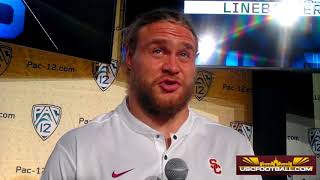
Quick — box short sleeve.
[236,135,262,180]
[41,141,76,180]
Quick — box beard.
[129,72,194,119]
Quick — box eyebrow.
[181,42,196,53]
[144,39,196,53]
[144,39,167,48]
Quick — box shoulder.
[191,110,251,146]
[57,110,118,147]
[191,110,239,136]
[191,111,254,154]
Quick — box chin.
[136,84,193,116]
[156,92,188,107]
[157,90,182,99]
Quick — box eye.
[179,51,191,60]
[152,48,164,56]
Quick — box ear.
[125,48,133,71]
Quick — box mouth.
[159,78,181,93]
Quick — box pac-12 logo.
[194,70,213,101]
[308,128,320,156]
[32,104,61,141]
[0,44,12,76]
[230,121,253,141]
[92,60,118,91]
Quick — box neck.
[126,95,189,140]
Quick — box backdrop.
[0,0,254,179]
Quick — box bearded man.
[41,9,261,180]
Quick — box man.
[41,9,261,180]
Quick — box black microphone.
[164,158,188,180]
[144,176,161,180]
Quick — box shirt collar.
[117,98,195,137]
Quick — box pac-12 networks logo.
[194,70,213,101]
[236,156,317,176]
[32,104,61,141]
[0,44,12,76]
[92,60,118,91]
[308,128,320,156]
[230,121,253,141]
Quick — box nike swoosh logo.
[112,168,134,178]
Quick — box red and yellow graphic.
[236,156,317,175]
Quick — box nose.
[162,55,180,75]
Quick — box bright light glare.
[198,34,216,62]
[271,0,302,27]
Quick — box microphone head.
[164,158,188,180]
[144,176,161,180]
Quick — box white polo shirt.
[41,99,261,180]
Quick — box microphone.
[144,176,161,180]
[164,158,188,180]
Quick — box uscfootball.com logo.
[32,104,61,141]
[92,60,118,91]
[308,128,320,156]
[0,44,12,76]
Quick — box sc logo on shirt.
[0,0,25,39]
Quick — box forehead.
[137,21,197,49]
